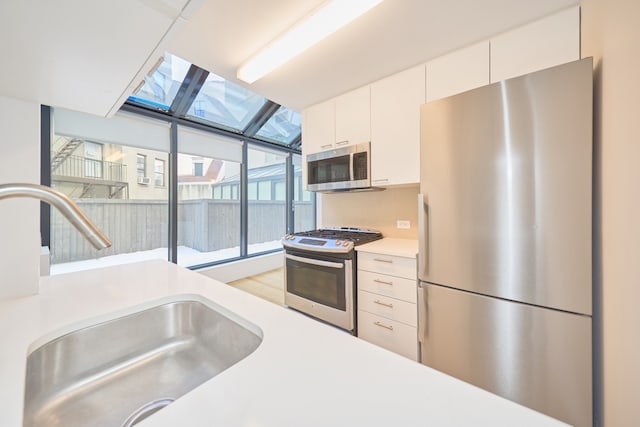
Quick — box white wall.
[0,96,41,299]
[581,1,640,425]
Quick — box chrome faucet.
[0,183,112,250]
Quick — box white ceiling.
[168,0,579,111]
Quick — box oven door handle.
[285,254,344,269]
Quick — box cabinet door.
[370,64,425,186]
[302,99,335,154]
[335,86,370,146]
[426,41,490,102]
[490,7,580,83]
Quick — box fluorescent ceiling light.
[237,0,384,84]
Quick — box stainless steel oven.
[282,227,383,333]
[285,249,354,331]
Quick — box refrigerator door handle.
[417,283,426,339]
[418,193,428,278]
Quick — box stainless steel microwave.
[306,142,371,192]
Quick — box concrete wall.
[580,1,640,425]
[0,96,41,298]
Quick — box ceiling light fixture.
[237,0,384,84]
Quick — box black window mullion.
[240,142,248,257]
[243,101,280,136]
[40,105,52,248]
[286,154,294,235]
[289,133,302,150]
[168,122,178,263]
[169,65,209,117]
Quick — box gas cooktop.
[281,227,383,253]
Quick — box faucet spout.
[0,183,112,250]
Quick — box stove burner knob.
[335,240,342,246]
[285,235,293,240]
[342,241,350,247]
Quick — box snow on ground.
[50,241,282,275]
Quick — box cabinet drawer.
[358,270,416,303]
[358,252,416,279]
[358,290,417,326]
[358,310,418,360]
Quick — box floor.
[228,268,285,306]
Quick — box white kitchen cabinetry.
[356,241,419,361]
[490,6,580,83]
[301,99,336,154]
[426,41,490,102]
[335,86,370,146]
[370,65,425,186]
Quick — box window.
[50,131,169,274]
[84,141,103,178]
[193,161,204,177]
[154,159,165,186]
[49,48,312,273]
[177,150,241,267]
[248,146,286,255]
[293,154,315,232]
[136,154,146,181]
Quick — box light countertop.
[0,260,567,426]
[356,237,419,258]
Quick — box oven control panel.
[281,235,354,253]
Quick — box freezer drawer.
[418,282,592,427]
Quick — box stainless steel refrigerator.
[418,58,592,427]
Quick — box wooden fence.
[51,199,314,263]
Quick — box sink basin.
[23,297,263,427]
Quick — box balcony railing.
[53,155,128,182]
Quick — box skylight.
[185,72,267,131]
[128,53,191,111]
[126,53,301,150]
[255,106,302,145]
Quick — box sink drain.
[122,398,175,427]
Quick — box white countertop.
[356,237,419,258]
[0,260,567,427]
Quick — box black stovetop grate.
[294,227,382,245]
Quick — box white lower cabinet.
[357,252,418,360]
[358,310,418,360]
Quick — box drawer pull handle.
[374,321,394,331]
[336,140,349,146]
[320,143,333,149]
[373,279,393,285]
[374,300,393,308]
[373,258,393,263]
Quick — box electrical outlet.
[396,220,411,229]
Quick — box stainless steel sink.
[23,298,263,427]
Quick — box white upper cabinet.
[490,6,580,83]
[302,99,336,154]
[302,85,370,156]
[370,64,425,186]
[426,41,490,102]
[335,86,371,146]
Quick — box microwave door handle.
[349,152,355,181]
[285,254,344,269]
